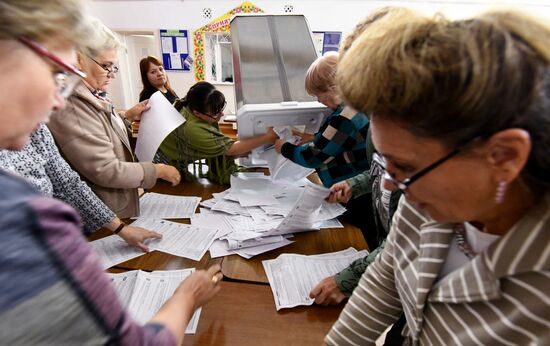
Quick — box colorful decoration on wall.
[193,1,263,81]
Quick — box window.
[205,33,234,83]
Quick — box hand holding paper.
[135,91,186,162]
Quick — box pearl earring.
[495,180,507,204]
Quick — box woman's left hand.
[124,100,150,121]
[117,225,162,252]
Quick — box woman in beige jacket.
[49,18,180,218]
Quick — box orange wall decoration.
[193,1,263,81]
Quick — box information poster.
[160,29,191,71]
[312,31,342,56]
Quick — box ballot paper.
[135,91,185,162]
[264,182,331,236]
[91,218,219,269]
[259,126,314,182]
[263,248,369,310]
[89,235,146,269]
[137,192,201,219]
[208,238,294,259]
[131,218,220,261]
[108,269,201,333]
[229,174,281,207]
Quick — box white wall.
[90,0,550,112]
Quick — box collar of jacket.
[413,193,550,306]
[72,82,113,115]
[71,82,132,154]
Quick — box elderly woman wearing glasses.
[157,81,278,185]
[48,17,181,218]
[325,9,550,346]
[0,0,221,344]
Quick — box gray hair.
[81,17,125,57]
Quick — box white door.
[108,32,159,110]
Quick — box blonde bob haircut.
[338,8,550,190]
[304,51,339,96]
[0,0,94,47]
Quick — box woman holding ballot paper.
[155,81,278,185]
[48,17,180,218]
[0,0,221,344]
[274,52,376,247]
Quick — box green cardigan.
[335,128,402,296]
[157,107,238,185]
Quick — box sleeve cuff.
[139,162,157,188]
[280,142,297,159]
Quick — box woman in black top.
[138,55,178,103]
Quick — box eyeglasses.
[203,101,227,118]
[86,54,119,76]
[18,37,86,99]
[383,136,482,192]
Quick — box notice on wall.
[312,31,342,56]
[160,29,190,71]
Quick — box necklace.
[454,223,477,259]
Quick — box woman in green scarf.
[155,81,277,184]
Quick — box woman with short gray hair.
[48,17,181,218]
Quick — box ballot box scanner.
[231,14,332,166]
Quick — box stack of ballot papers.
[108,269,201,333]
[262,248,369,310]
[90,218,220,269]
[258,126,315,182]
[137,192,201,219]
[193,173,347,259]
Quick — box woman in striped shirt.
[326,8,550,345]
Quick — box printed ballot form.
[108,269,201,333]
[89,236,146,270]
[90,218,219,269]
[131,218,219,260]
[263,248,369,310]
[137,192,201,219]
[258,126,314,182]
[264,182,331,236]
[135,91,185,162]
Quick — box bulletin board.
[160,29,191,71]
[193,1,263,81]
[312,31,342,56]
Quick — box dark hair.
[174,81,226,115]
[337,10,550,191]
[138,56,176,100]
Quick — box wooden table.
[182,281,344,346]
[90,178,367,279]
[88,176,366,345]
[89,178,228,271]
[221,224,367,283]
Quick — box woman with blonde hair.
[0,0,221,344]
[48,17,181,218]
[139,55,178,103]
[326,9,550,345]
[274,51,375,246]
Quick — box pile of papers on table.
[263,248,369,310]
[194,173,346,259]
[90,173,347,268]
[108,268,201,333]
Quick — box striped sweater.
[326,195,550,345]
[0,170,176,345]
